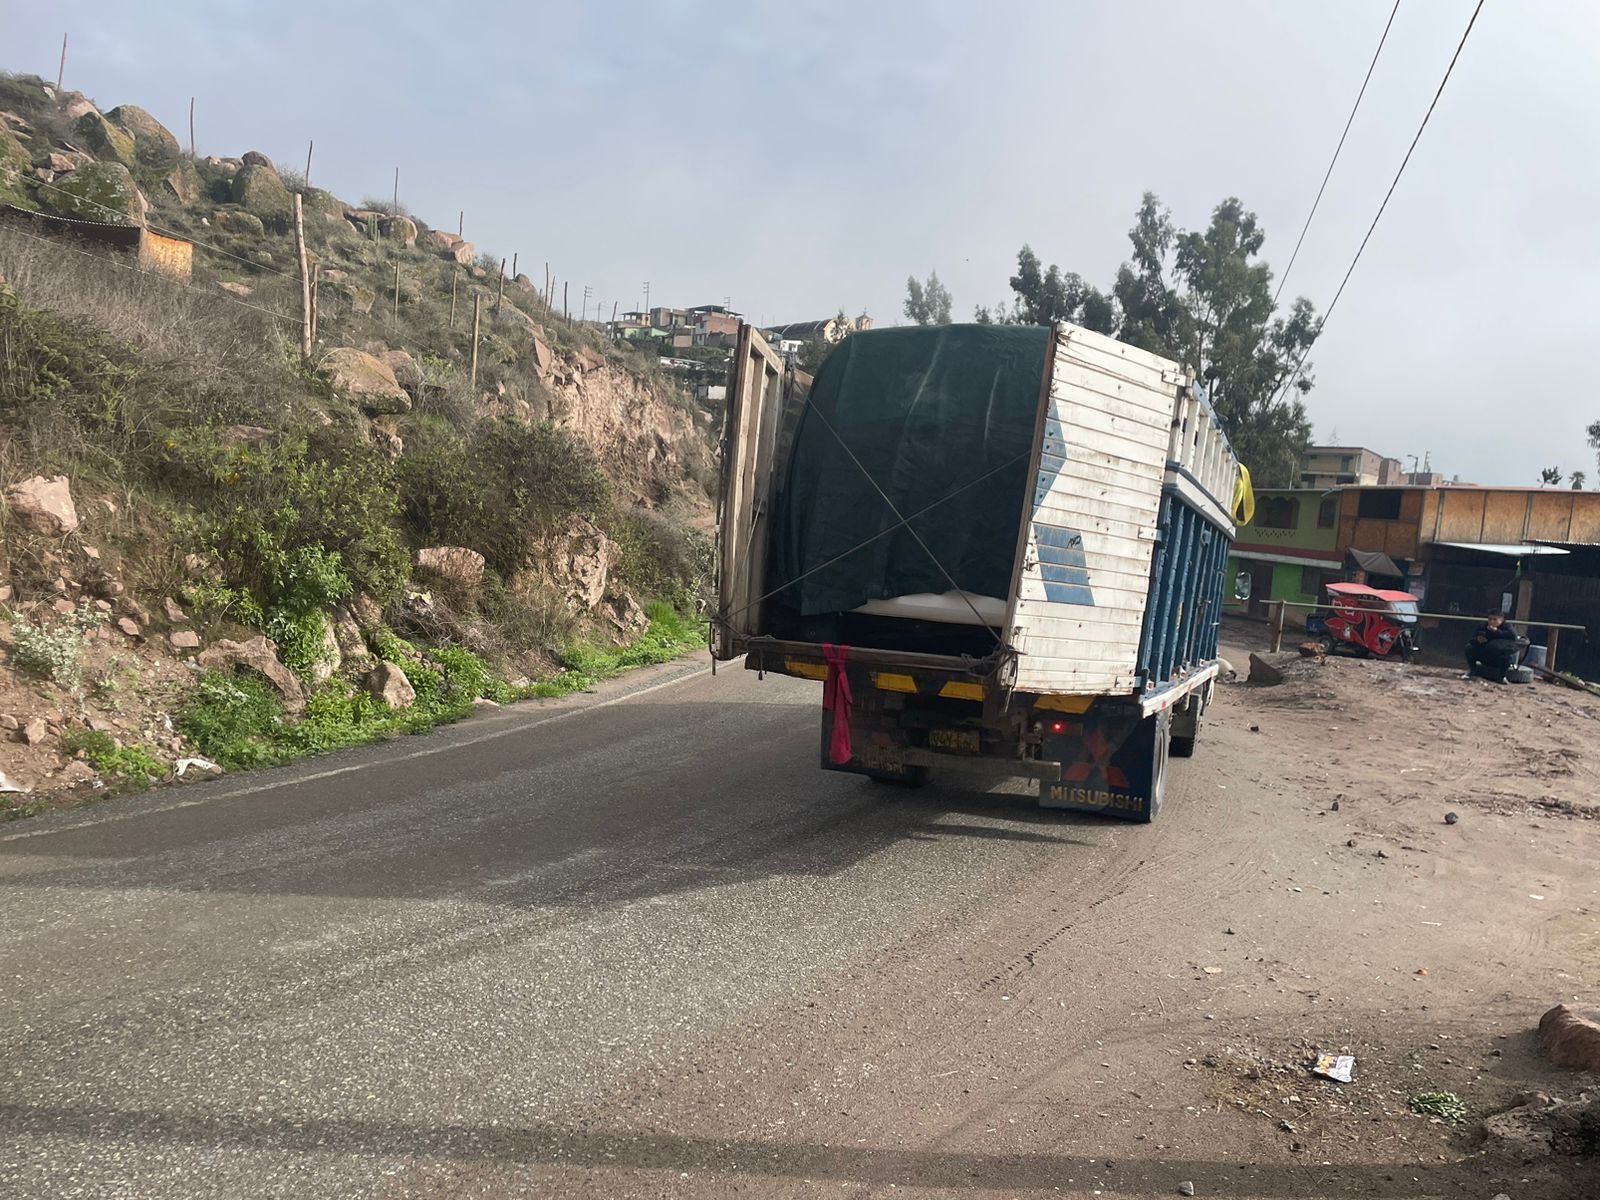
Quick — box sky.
[5,0,1598,487]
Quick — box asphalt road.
[0,657,1100,1198]
[7,654,1594,1199]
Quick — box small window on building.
[1356,489,1403,520]
[1300,567,1332,598]
[1254,496,1299,529]
[1341,455,1353,471]
[1317,497,1338,528]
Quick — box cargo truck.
[713,321,1251,821]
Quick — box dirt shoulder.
[448,630,1600,1199]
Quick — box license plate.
[929,728,980,754]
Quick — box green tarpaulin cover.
[767,324,1049,618]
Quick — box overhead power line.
[1274,0,1402,305]
[1270,0,1485,409]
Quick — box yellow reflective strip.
[874,672,918,693]
[782,659,828,681]
[938,681,986,701]
[1034,693,1094,714]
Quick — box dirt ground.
[444,623,1600,1199]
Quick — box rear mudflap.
[1038,703,1167,821]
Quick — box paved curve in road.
[0,658,1099,1197]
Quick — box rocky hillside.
[0,71,718,811]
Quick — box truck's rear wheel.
[1138,711,1171,824]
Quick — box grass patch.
[524,603,703,698]
[60,728,166,790]
[1409,1092,1466,1123]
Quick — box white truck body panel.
[1005,326,1184,695]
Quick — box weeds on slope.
[177,604,702,771]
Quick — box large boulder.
[60,93,98,121]
[366,661,416,710]
[198,636,306,717]
[414,547,486,589]
[73,110,137,167]
[5,475,80,536]
[422,230,475,265]
[229,162,292,229]
[240,150,273,168]
[317,348,411,415]
[1538,1004,1600,1073]
[104,105,179,162]
[162,159,201,206]
[378,215,416,248]
[379,349,421,388]
[43,160,144,223]
[0,123,28,185]
[545,520,617,614]
[302,187,345,224]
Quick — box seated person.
[1464,612,1521,682]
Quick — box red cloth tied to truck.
[822,643,853,764]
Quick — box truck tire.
[1169,690,1203,759]
[1136,710,1171,824]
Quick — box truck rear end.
[714,321,1245,821]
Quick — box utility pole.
[581,284,592,322]
[469,294,482,388]
[292,193,312,363]
[643,280,651,314]
[56,34,67,92]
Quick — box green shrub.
[396,416,609,574]
[608,508,714,609]
[60,728,166,789]
[176,671,286,769]
[165,430,407,612]
[8,607,104,691]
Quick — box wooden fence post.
[449,271,458,329]
[511,252,518,280]
[1547,627,1561,673]
[469,294,482,388]
[304,139,314,186]
[1270,599,1286,653]
[562,281,569,321]
[495,257,506,313]
[292,193,312,363]
[188,97,196,157]
[56,34,67,92]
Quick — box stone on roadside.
[5,475,80,536]
[1538,1004,1600,1073]
[21,718,49,746]
[366,661,416,710]
[1443,811,1459,825]
[1178,1184,1196,1197]
[165,597,190,624]
[198,636,306,717]
[169,630,201,650]
[116,617,142,638]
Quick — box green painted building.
[1226,488,1344,617]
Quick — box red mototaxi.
[1308,581,1421,660]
